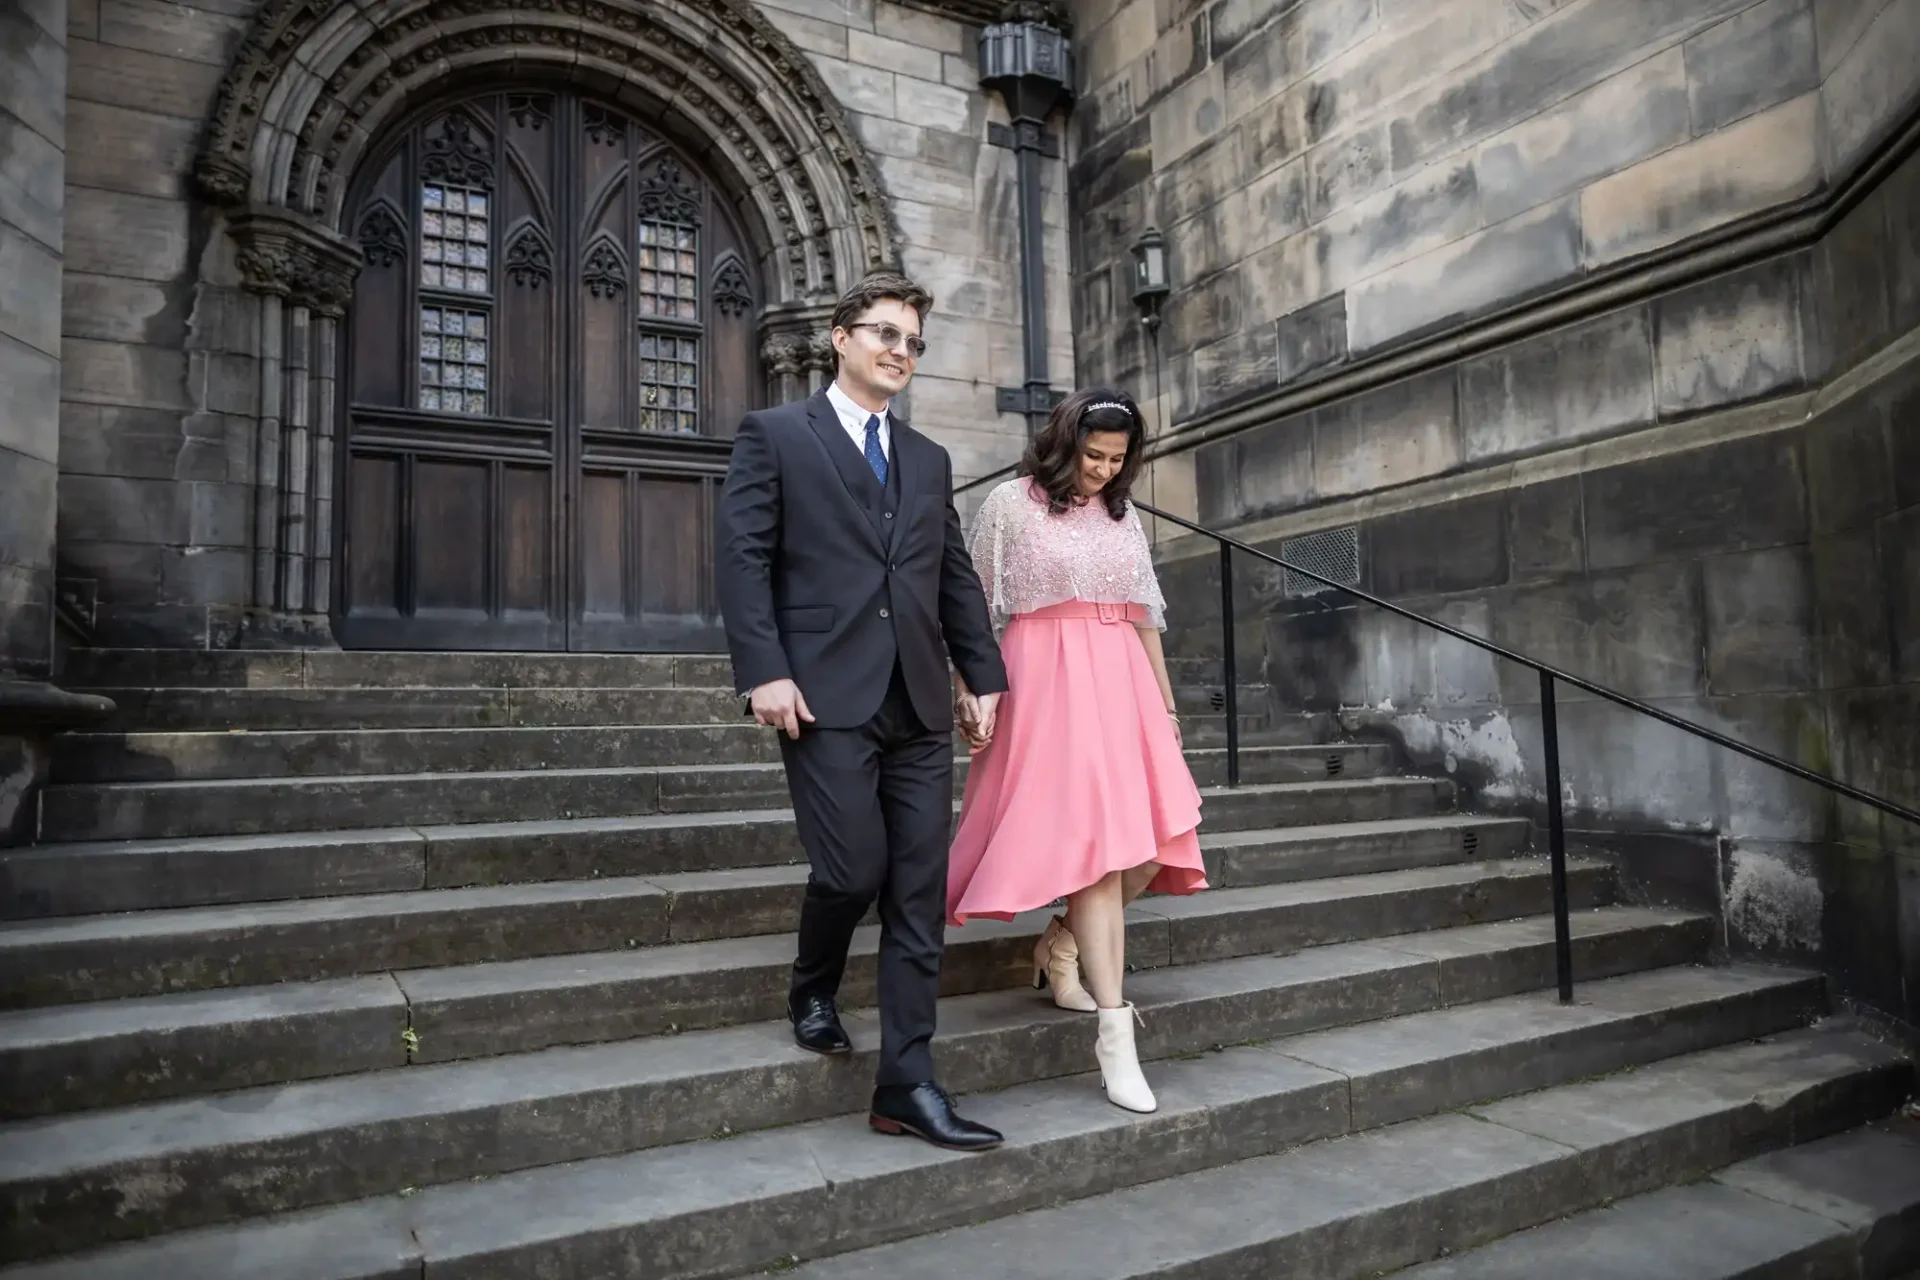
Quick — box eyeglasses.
[847,322,927,358]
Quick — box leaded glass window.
[637,221,697,321]
[419,306,489,415]
[422,184,491,294]
[640,333,699,433]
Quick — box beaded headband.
[1083,400,1134,414]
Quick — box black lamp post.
[1130,225,1171,445]
[980,5,1074,436]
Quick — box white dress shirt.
[826,381,890,462]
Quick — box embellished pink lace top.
[968,478,1168,634]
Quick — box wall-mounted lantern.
[1130,226,1170,333]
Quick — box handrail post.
[1539,670,1574,1003]
[1220,542,1239,789]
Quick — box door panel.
[336,90,761,652]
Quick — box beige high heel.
[1031,916,1098,1012]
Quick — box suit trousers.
[781,664,952,1086]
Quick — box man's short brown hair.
[830,271,934,342]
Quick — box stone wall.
[1,0,67,681]
[1152,137,1920,1028]
[758,0,1072,482]
[51,0,1063,647]
[1068,0,1920,424]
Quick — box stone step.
[1389,1117,1920,1280]
[0,858,1617,1112]
[1,970,1878,1277]
[2,809,1527,921]
[36,767,1455,844]
[81,684,744,732]
[779,1016,1907,1280]
[0,906,1719,1261]
[51,724,1394,785]
[60,648,734,691]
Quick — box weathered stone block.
[1369,490,1507,598]
[158,543,250,605]
[1231,408,1313,519]
[1581,93,1822,268]
[1883,505,1920,684]
[1473,47,1691,227]
[1150,61,1227,167]
[0,447,57,573]
[848,28,946,81]
[1083,0,1157,87]
[1814,188,1893,378]
[1460,307,1655,464]
[874,3,966,55]
[64,99,198,200]
[1274,291,1346,386]
[1708,695,1839,842]
[1889,368,1920,513]
[1684,0,1818,135]
[1507,475,1585,583]
[58,403,227,483]
[1887,142,1920,334]
[0,2,65,147]
[0,222,62,360]
[1151,126,1250,228]
[0,334,60,464]
[1821,0,1920,169]
[1312,367,1461,499]
[62,186,189,281]
[1812,528,1894,690]
[56,475,253,550]
[1805,395,1893,536]
[1387,0,1749,177]
[894,75,975,133]
[875,152,973,210]
[1829,683,1920,858]
[920,125,980,172]
[98,0,245,65]
[1162,264,1245,355]
[61,270,186,349]
[1187,324,1280,418]
[1317,158,1483,299]
[1346,197,1582,355]
[1265,606,1368,710]
[1653,253,1811,418]
[1815,0,1888,75]
[1703,545,1817,694]
[1583,431,1809,572]
[67,33,227,119]
[61,337,190,411]
[1218,0,1375,110]
[0,108,63,253]
[1494,560,1707,705]
[766,8,849,58]
[1306,121,1390,221]
[1241,230,1318,324]
[1169,187,1256,286]
[808,53,895,117]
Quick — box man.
[715,273,1010,1151]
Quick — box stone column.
[0,0,111,844]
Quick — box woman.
[947,388,1206,1115]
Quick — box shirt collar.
[826,380,888,430]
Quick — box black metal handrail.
[1135,500,1920,1006]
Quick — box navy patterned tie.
[863,413,888,486]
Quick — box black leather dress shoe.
[789,993,852,1055]
[869,1082,1004,1151]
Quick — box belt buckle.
[1096,602,1119,624]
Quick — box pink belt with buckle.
[1016,600,1146,625]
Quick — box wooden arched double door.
[336,90,763,651]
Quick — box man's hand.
[750,678,815,739]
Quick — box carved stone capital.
[228,207,363,317]
[760,333,809,376]
[807,330,837,374]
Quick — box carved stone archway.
[196,0,899,639]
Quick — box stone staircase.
[0,650,1910,1278]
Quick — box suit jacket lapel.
[804,392,887,552]
[888,419,924,552]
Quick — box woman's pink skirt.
[947,600,1207,924]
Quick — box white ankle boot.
[1095,1003,1156,1113]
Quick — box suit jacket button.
[879,608,890,619]
[889,562,898,571]
[884,511,894,519]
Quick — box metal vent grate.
[1209,689,1226,712]
[1325,753,1345,777]
[1281,525,1361,598]
[1461,829,1480,856]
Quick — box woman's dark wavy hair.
[1018,387,1146,520]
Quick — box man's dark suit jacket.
[715,389,1009,731]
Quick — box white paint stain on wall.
[1724,843,1822,954]
[1387,708,1534,802]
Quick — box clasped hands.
[954,684,1000,754]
